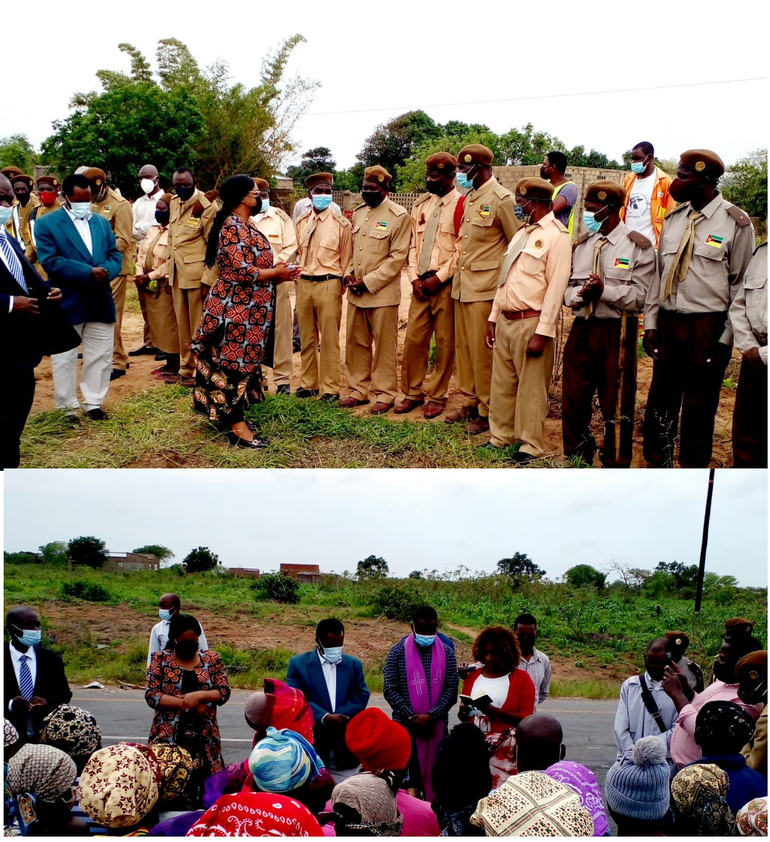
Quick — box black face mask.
[155,210,170,226]
[426,180,444,195]
[361,191,384,208]
[175,640,198,660]
[645,661,666,681]
[175,185,195,202]
[249,198,263,216]
[540,166,549,181]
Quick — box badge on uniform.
[614,257,630,268]
[534,239,544,249]
[477,205,491,218]
[376,221,388,230]
[705,234,724,247]
[186,218,201,228]
[103,206,111,212]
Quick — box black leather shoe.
[512,451,537,465]
[128,345,159,357]
[224,430,269,449]
[296,388,319,398]
[85,408,108,421]
[276,384,291,396]
[154,351,167,361]
[110,369,126,381]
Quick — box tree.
[133,545,175,564]
[566,145,622,170]
[496,552,545,589]
[332,162,365,192]
[251,572,300,604]
[183,546,220,573]
[565,564,606,591]
[39,541,69,565]
[356,555,389,580]
[68,536,108,569]
[0,134,37,174]
[655,561,699,591]
[721,149,767,220]
[285,146,336,188]
[408,570,424,579]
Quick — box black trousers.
[562,315,638,468]
[643,310,729,468]
[732,353,768,468]
[2,367,36,469]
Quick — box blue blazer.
[34,208,122,326]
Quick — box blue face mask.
[312,194,333,211]
[259,198,270,212]
[630,159,648,175]
[414,633,436,648]
[321,645,343,664]
[583,208,610,234]
[456,170,475,190]
[159,609,173,621]
[0,206,12,226]
[514,203,533,223]
[14,627,42,647]
[69,202,91,219]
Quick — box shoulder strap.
[628,230,652,249]
[638,674,667,733]
[572,231,591,251]
[726,204,751,228]
[454,195,466,237]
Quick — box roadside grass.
[550,680,619,700]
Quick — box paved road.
[71,689,620,789]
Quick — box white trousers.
[51,321,114,412]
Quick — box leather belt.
[300,274,341,282]
[501,308,541,321]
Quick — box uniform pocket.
[470,259,500,272]
[694,243,726,261]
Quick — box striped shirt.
[517,647,552,709]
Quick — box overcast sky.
[2,470,767,587]
[4,0,768,173]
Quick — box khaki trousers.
[172,285,204,378]
[401,284,455,404]
[110,274,129,370]
[267,281,293,387]
[345,302,399,404]
[144,283,179,354]
[137,286,153,347]
[489,315,554,455]
[455,299,494,417]
[297,278,343,395]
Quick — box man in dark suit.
[35,173,123,421]
[0,173,79,468]
[286,618,370,782]
[4,606,72,743]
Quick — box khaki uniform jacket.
[349,198,411,308]
[566,222,658,318]
[453,177,520,303]
[253,206,298,263]
[92,188,135,275]
[136,224,170,281]
[730,242,767,364]
[643,194,754,344]
[167,190,218,290]
[25,201,61,276]
[296,208,353,277]
[18,195,40,246]
[742,705,767,775]
[407,189,462,283]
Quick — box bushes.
[61,581,111,602]
[251,573,301,604]
[367,584,423,622]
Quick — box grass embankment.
[20,387,579,470]
[4,564,765,698]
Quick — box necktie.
[18,654,36,735]
[663,209,704,300]
[299,212,319,251]
[585,236,609,318]
[496,225,533,287]
[417,199,442,277]
[0,230,28,292]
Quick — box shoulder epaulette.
[335,214,352,229]
[726,205,751,228]
[388,201,407,217]
[492,182,513,200]
[353,202,367,212]
[628,231,652,249]
[274,207,291,222]
[573,232,591,250]
[665,202,688,217]
[552,218,569,234]
[413,192,431,208]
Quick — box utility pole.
[694,469,716,612]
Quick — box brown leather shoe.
[394,398,424,414]
[467,415,490,435]
[339,396,370,408]
[444,406,478,424]
[423,401,445,419]
[370,401,393,414]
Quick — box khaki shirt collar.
[606,219,628,245]
[438,188,459,207]
[698,193,726,220]
[314,206,333,222]
[534,210,556,230]
[469,177,496,199]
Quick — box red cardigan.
[462,668,536,733]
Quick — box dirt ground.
[29,279,740,467]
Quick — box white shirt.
[517,647,552,710]
[317,650,337,714]
[470,672,511,709]
[624,174,656,242]
[133,192,161,242]
[64,206,93,255]
[147,619,209,667]
[8,644,37,708]
[614,672,678,770]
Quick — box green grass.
[550,680,620,700]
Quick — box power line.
[302,77,767,118]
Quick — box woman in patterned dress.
[190,175,300,448]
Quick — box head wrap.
[345,708,411,772]
[736,797,768,836]
[186,792,323,836]
[150,743,194,803]
[244,679,315,744]
[332,773,403,836]
[471,770,593,836]
[694,701,755,753]
[40,704,101,760]
[248,727,324,793]
[6,744,77,801]
[4,718,19,748]
[604,736,670,822]
[671,763,735,836]
[77,743,160,828]
[544,761,609,837]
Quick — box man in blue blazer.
[35,173,123,420]
[0,173,80,467]
[286,618,370,782]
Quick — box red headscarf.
[186,793,323,836]
[244,679,315,746]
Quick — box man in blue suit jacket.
[286,618,370,782]
[35,173,123,420]
[0,173,80,467]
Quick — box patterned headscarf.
[150,744,195,803]
[6,744,77,801]
[77,743,160,828]
[471,770,595,836]
[331,773,403,836]
[4,718,19,748]
[244,679,315,744]
[736,798,768,836]
[544,761,609,837]
[671,763,735,836]
[248,727,324,793]
[694,700,756,752]
[40,704,101,760]
[186,793,323,836]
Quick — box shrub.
[61,581,111,602]
[252,573,301,604]
[367,584,422,622]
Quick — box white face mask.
[140,178,156,194]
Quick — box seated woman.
[459,626,536,788]
[145,613,231,804]
[187,793,322,836]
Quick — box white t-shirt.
[470,672,511,708]
[624,174,656,241]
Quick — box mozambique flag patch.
[614,257,630,268]
[705,234,724,247]
[376,221,388,230]
[478,205,491,217]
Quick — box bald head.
[159,593,181,614]
[138,164,158,179]
[515,714,565,771]
[7,607,41,650]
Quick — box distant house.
[280,563,321,583]
[229,567,261,579]
[103,552,160,572]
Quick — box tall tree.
[721,149,767,219]
[496,552,545,589]
[68,536,108,569]
[285,146,337,188]
[356,555,389,580]
[0,134,37,174]
[183,546,220,573]
[133,545,175,564]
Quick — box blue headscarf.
[248,727,325,793]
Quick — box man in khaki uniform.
[84,167,135,381]
[342,165,411,413]
[251,177,298,395]
[168,166,218,386]
[25,175,61,280]
[642,148,755,468]
[9,174,39,250]
[1,166,24,244]
[730,241,767,468]
[484,177,571,462]
[450,144,519,433]
[563,181,659,468]
[295,172,352,400]
[395,152,461,420]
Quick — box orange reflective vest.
[620,167,677,246]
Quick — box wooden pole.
[694,469,716,612]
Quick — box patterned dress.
[145,650,231,776]
[190,215,276,426]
